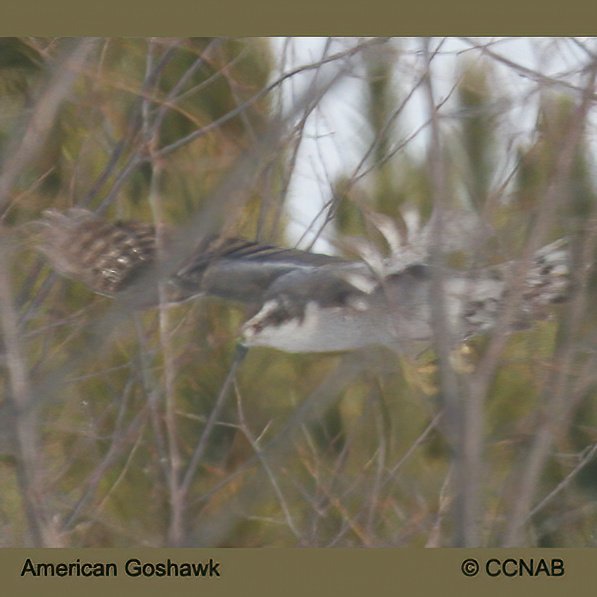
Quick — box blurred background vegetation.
[0,37,596,547]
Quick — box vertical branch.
[180,345,248,496]
[0,233,59,546]
[488,61,597,546]
[502,217,597,546]
[142,39,184,546]
[0,39,97,214]
[422,38,481,547]
[234,377,302,539]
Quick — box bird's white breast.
[241,300,399,353]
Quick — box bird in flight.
[34,208,571,354]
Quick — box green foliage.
[1,38,595,548]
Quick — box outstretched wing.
[34,209,347,305]
[35,209,156,296]
[172,236,347,304]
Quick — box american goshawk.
[34,208,571,354]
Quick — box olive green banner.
[1,549,595,597]
[0,0,596,34]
